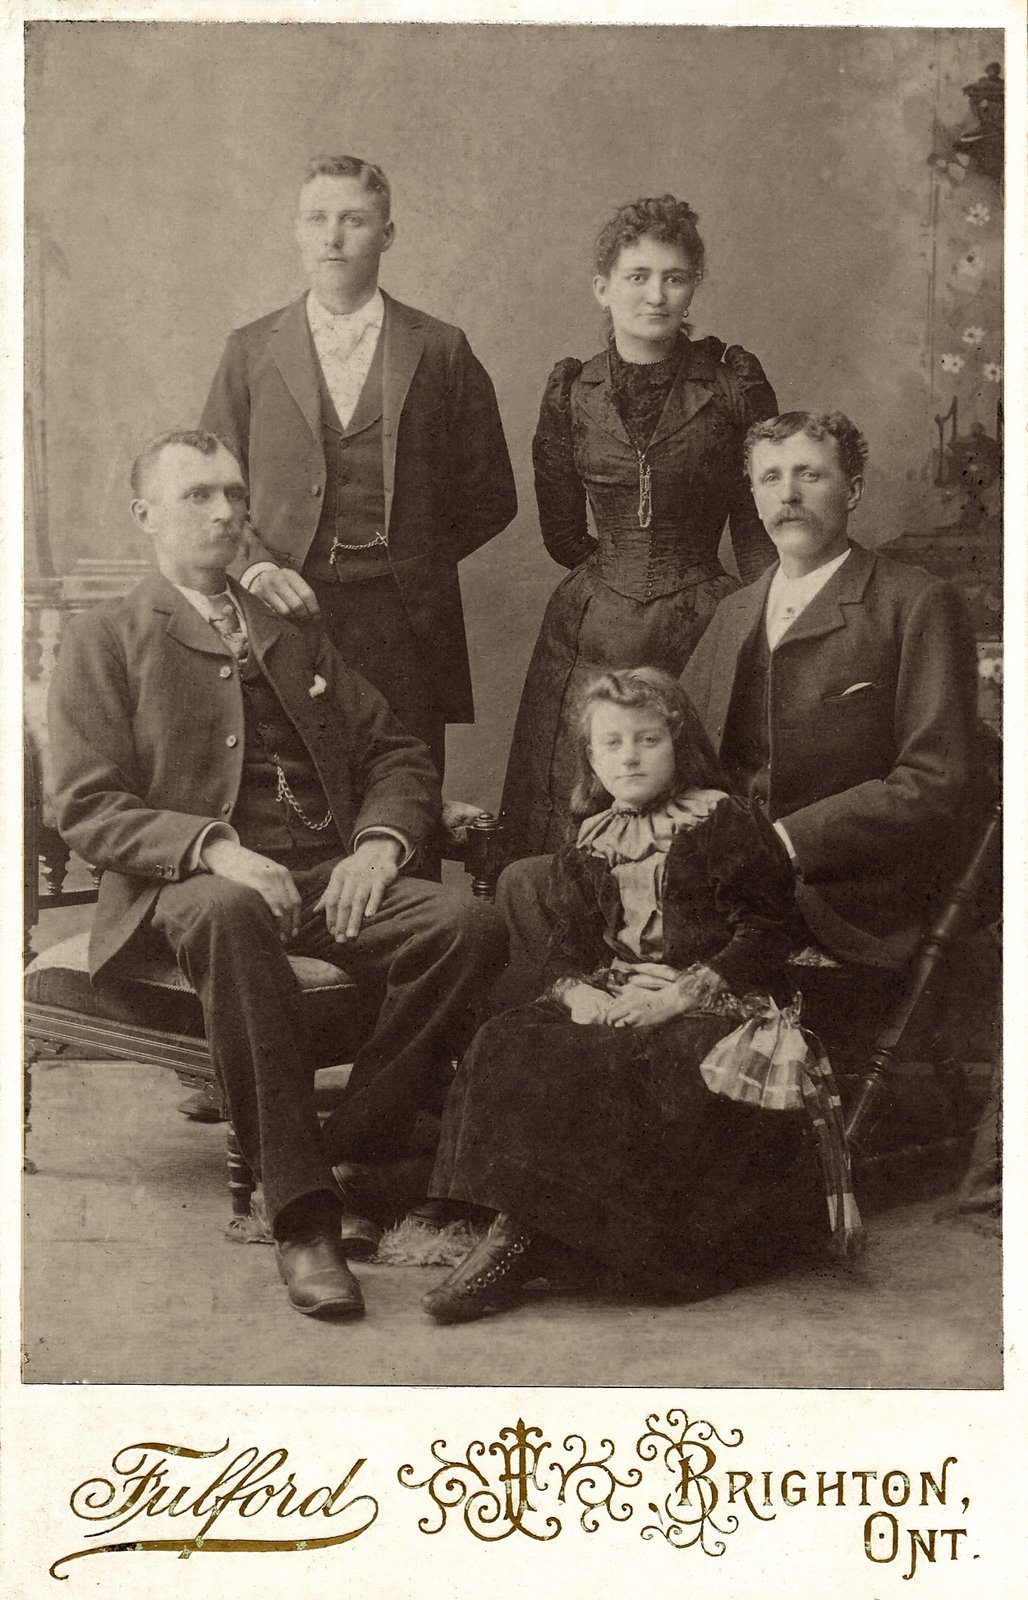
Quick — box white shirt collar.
[306,287,384,338]
[765,546,852,649]
[173,582,239,621]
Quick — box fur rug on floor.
[224,1185,486,1265]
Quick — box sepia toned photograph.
[20,16,1005,1402]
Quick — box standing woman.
[501,195,778,860]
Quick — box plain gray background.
[24,22,1002,804]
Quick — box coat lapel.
[646,338,721,448]
[575,338,721,449]
[231,579,292,669]
[380,292,426,533]
[775,542,876,648]
[267,295,322,441]
[708,566,776,736]
[576,351,630,446]
[147,570,292,666]
[147,572,231,658]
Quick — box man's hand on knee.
[199,837,301,941]
[317,839,402,943]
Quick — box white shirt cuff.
[240,561,280,590]
[768,825,794,864]
[352,826,413,868]
[190,821,239,871]
[773,820,797,864]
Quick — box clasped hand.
[560,962,728,1029]
[200,836,401,944]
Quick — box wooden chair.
[793,795,1001,1190]
[842,799,1001,1148]
[25,716,1000,1215]
[22,725,506,1218]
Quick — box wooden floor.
[21,1057,1002,1389]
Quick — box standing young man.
[201,155,517,779]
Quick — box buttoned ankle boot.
[421,1212,533,1324]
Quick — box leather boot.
[275,1231,365,1320]
[421,1213,533,1324]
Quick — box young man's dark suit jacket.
[681,540,980,968]
[48,570,440,983]
[200,291,518,725]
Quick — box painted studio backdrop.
[24,23,1004,803]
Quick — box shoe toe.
[421,1218,532,1324]
[294,1270,365,1320]
[176,1091,225,1123]
[276,1236,365,1320]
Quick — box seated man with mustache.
[495,410,981,1004]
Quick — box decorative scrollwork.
[399,1423,559,1542]
[399,1419,642,1542]
[637,1408,744,1554]
[552,1433,643,1533]
[401,1410,764,1554]
[398,1436,491,1536]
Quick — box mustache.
[771,509,819,529]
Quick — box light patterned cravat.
[207,593,248,661]
[306,289,384,429]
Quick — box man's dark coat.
[48,571,440,980]
[682,542,980,966]
[201,291,517,723]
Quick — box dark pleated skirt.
[431,999,827,1298]
[499,565,737,860]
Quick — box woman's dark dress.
[432,794,827,1298]
[500,335,778,860]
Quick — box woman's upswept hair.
[570,667,731,818]
[594,195,705,280]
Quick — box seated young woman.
[423,667,860,1325]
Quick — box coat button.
[311,483,322,496]
[225,735,238,748]
[219,665,232,679]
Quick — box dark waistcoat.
[304,330,391,584]
[231,651,343,860]
[721,615,771,810]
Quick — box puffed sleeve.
[531,358,597,570]
[721,344,779,585]
[676,795,796,994]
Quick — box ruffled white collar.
[577,788,728,863]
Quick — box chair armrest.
[439,799,506,900]
[441,798,490,838]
